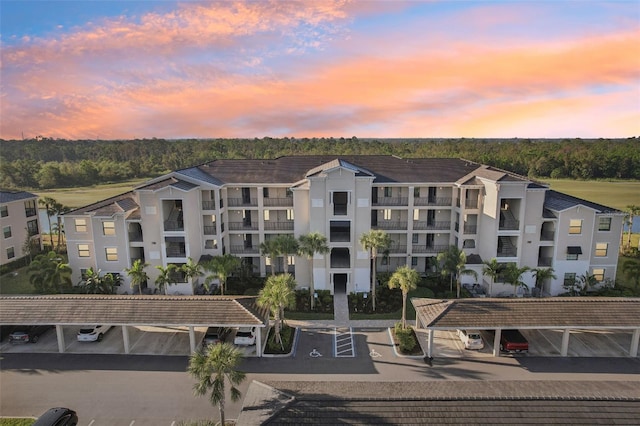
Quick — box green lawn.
[542,179,640,211]
[35,178,150,208]
[0,419,36,426]
[350,286,435,321]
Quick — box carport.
[0,295,269,356]
[412,297,640,358]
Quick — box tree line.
[1,137,638,190]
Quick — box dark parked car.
[499,329,529,353]
[202,327,230,347]
[0,325,17,341]
[33,407,78,426]
[9,325,53,343]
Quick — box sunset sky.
[1,0,638,140]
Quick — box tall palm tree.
[482,258,504,297]
[187,342,246,426]
[359,230,391,311]
[182,257,204,290]
[622,260,640,289]
[155,264,178,295]
[624,205,640,249]
[257,273,297,348]
[52,202,71,251]
[125,259,149,295]
[504,263,531,296]
[388,265,420,329]
[274,234,299,274]
[437,245,477,298]
[298,232,329,309]
[260,239,280,275]
[532,267,556,297]
[28,251,72,294]
[204,254,241,295]
[38,197,57,250]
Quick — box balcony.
[541,230,555,241]
[463,224,477,234]
[373,197,408,206]
[128,230,143,242]
[537,257,553,267]
[202,200,216,210]
[228,222,259,231]
[387,245,408,254]
[231,245,259,254]
[264,221,294,231]
[263,198,293,207]
[25,207,37,217]
[412,244,449,254]
[204,226,217,235]
[465,198,479,209]
[414,197,452,206]
[499,210,519,231]
[373,221,408,231]
[227,198,258,207]
[413,221,451,231]
[166,246,186,258]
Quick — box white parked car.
[233,327,256,346]
[457,329,484,350]
[77,325,112,342]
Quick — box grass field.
[35,178,150,208]
[541,179,640,211]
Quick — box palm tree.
[577,272,598,295]
[437,245,477,298]
[257,273,297,348]
[182,257,204,290]
[52,202,71,251]
[204,254,241,295]
[155,264,178,295]
[125,259,149,295]
[532,267,556,297]
[622,260,640,289]
[187,342,246,426]
[359,230,391,311]
[298,232,329,309]
[274,234,299,274]
[38,197,57,250]
[624,205,640,249]
[260,239,280,275]
[482,258,504,297]
[388,265,420,329]
[504,263,531,296]
[28,251,72,294]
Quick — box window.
[75,218,87,232]
[80,268,88,279]
[0,205,7,217]
[287,209,294,220]
[105,247,118,261]
[24,200,37,217]
[411,257,418,266]
[102,221,115,236]
[563,273,576,287]
[263,210,270,221]
[413,209,419,221]
[569,219,582,234]
[595,242,608,257]
[592,268,605,282]
[6,247,15,259]
[3,226,11,239]
[598,217,612,231]
[412,234,419,244]
[383,209,391,220]
[27,219,38,236]
[78,244,90,257]
[566,246,581,260]
[384,187,392,197]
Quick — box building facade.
[0,190,41,266]
[63,156,624,296]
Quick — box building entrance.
[333,273,347,294]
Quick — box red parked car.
[499,329,529,353]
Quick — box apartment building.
[0,190,41,266]
[63,156,624,296]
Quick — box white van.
[457,329,484,350]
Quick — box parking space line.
[334,327,355,357]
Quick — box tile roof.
[241,380,640,425]
[0,295,268,327]
[0,190,38,203]
[412,297,640,329]
[545,189,622,214]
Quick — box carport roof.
[0,295,268,327]
[412,297,640,330]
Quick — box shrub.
[265,324,295,354]
[394,323,418,353]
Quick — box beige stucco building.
[63,156,624,296]
[0,190,41,266]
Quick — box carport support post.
[427,329,433,358]
[493,329,501,357]
[630,328,640,357]
[256,327,262,357]
[55,325,65,353]
[188,326,196,354]
[122,326,130,354]
[561,329,571,357]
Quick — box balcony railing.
[373,221,408,230]
[228,222,259,231]
[497,247,518,257]
[465,198,479,209]
[537,257,553,267]
[166,247,186,257]
[463,224,477,234]
[227,198,258,207]
[164,221,184,231]
[413,197,452,206]
[540,230,555,241]
[499,219,519,231]
[263,198,293,207]
[330,232,350,242]
[128,231,143,242]
[387,245,407,253]
[202,200,216,210]
[373,197,409,206]
[413,221,451,230]
[203,226,217,235]
[412,244,449,254]
[231,245,259,254]
[264,221,294,231]
[25,208,37,217]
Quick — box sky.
[1,0,639,140]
